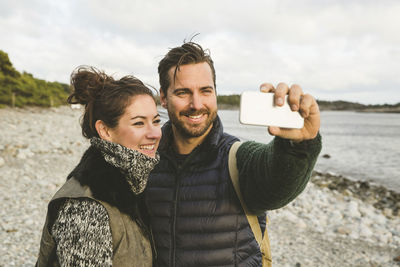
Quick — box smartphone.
[239,91,304,129]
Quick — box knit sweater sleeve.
[51,198,113,266]
[236,133,322,214]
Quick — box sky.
[1,0,399,104]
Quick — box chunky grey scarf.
[90,137,160,195]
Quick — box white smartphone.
[239,91,304,129]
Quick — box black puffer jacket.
[145,117,265,266]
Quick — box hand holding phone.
[239,91,304,129]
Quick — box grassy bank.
[0,50,69,108]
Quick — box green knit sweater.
[236,133,322,214]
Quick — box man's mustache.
[180,108,209,117]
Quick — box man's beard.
[168,107,217,138]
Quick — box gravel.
[0,106,399,266]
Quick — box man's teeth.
[189,114,202,119]
[140,145,155,150]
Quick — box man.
[145,42,322,266]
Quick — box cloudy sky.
[1,0,399,104]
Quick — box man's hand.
[260,82,320,142]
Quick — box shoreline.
[5,104,400,113]
[310,170,400,217]
[217,104,400,113]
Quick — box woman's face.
[107,94,162,158]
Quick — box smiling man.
[162,61,217,154]
[145,41,322,266]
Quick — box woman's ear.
[95,120,112,142]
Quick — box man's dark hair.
[158,42,216,95]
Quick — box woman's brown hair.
[67,66,156,139]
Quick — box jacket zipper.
[166,149,198,267]
[171,167,181,267]
[165,151,181,267]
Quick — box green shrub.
[0,50,69,107]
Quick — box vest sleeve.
[236,133,322,214]
[51,198,113,266]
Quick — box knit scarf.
[90,137,160,195]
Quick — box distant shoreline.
[217,104,400,113]
[3,104,400,113]
[355,108,400,113]
[2,96,400,113]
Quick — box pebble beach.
[0,106,399,266]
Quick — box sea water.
[160,109,400,192]
[222,110,400,193]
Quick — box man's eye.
[176,91,188,96]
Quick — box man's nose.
[189,93,202,110]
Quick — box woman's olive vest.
[37,177,152,267]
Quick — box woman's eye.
[154,119,161,125]
[133,121,144,126]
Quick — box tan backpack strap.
[228,141,263,245]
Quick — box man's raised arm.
[236,83,322,214]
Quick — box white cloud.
[0,0,399,104]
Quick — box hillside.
[0,50,69,108]
[317,100,400,113]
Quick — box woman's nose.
[146,125,162,140]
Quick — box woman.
[37,66,161,266]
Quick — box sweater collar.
[90,137,160,195]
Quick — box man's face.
[161,62,217,139]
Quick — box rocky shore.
[0,106,399,266]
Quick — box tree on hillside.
[0,51,20,106]
[0,50,69,107]
[217,94,240,106]
[0,51,20,78]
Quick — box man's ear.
[160,88,167,109]
[95,120,113,142]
